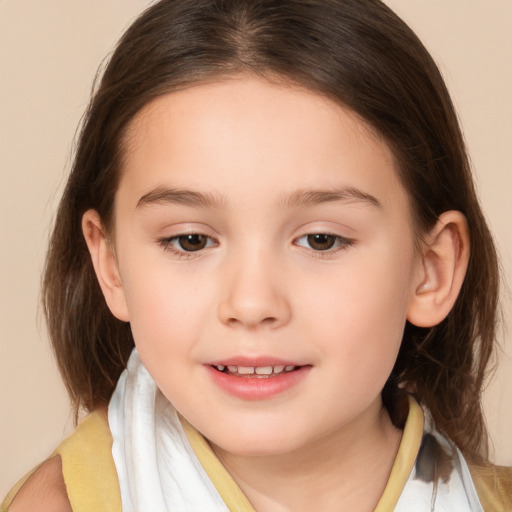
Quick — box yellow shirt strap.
[374,396,424,512]
[55,409,122,512]
[181,416,257,512]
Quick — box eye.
[160,233,216,253]
[295,233,353,252]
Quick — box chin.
[207,424,307,458]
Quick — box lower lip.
[205,365,311,400]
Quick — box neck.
[212,399,402,512]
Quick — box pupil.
[308,234,335,251]
[179,234,207,251]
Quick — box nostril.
[218,289,292,328]
[225,315,278,328]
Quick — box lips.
[205,358,311,399]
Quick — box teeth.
[255,366,273,375]
[216,364,298,375]
[237,366,255,375]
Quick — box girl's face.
[108,76,423,456]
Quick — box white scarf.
[108,349,230,512]
[108,349,484,512]
[394,425,484,512]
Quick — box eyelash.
[158,233,218,259]
[294,233,355,257]
[157,232,355,259]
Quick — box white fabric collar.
[108,349,229,512]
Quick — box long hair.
[43,0,499,461]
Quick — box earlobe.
[407,211,470,328]
[82,209,130,322]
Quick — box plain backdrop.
[1,0,511,498]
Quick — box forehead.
[118,76,407,213]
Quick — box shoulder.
[2,408,120,512]
[5,456,71,512]
[469,462,512,512]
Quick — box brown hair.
[43,0,499,461]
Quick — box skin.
[81,76,469,511]
[8,456,70,512]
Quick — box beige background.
[1,0,511,498]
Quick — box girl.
[3,0,511,510]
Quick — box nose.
[218,250,292,329]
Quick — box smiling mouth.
[212,364,301,378]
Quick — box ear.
[82,209,130,322]
[407,211,470,328]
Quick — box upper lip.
[207,356,304,367]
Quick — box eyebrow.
[136,187,226,209]
[136,185,381,209]
[282,186,381,209]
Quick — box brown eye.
[295,233,354,253]
[306,234,337,251]
[177,234,208,251]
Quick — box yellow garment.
[1,410,121,512]
[55,409,122,511]
[2,400,512,511]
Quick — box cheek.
[118,258,211,366]
[123,279,203,404]
[301,245,415,365]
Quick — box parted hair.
[43,0,499,462]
